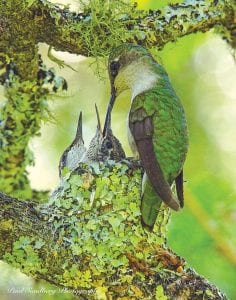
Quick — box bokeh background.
[0,0,236,299]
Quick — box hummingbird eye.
[110,60,120,77]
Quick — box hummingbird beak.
[75,111,84,143]
[95,103,102,134]
[103,86,116,137]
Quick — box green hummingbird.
[107,44,188,230]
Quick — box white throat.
[131,70,158,101]
[115,58,159,102]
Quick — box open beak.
[103,86,116,137]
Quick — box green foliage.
[0,0,235,298]
[160,36,236,299]
[3,236,47,275]
[0,64,66,198]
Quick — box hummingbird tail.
[141,177,162,230]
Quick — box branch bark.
[35,0,235,54]
[0,162,227,299]
[0,0,235,72]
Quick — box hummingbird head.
[108,43,150,81]
[59,111,86,177]
[85,104,103,161]
[84,104,125,162]
[100,101,125,161]
[108,44,158,110]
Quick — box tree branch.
[0,162,227,299]
[34,0,235,55]
[0,0,235,72]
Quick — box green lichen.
[44,160,169,292]
[62,266,92,288]
[0,65,66,198]
[0,219,13,231]
[156,285,168,300]
[3,236,48,275]
[0,161,226,299]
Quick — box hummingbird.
[107,43,188,230]
[100,102,126,161]
[84,104,126,163]
[82,103,103,163]
[58,111,86,177]
[59,103,125,178]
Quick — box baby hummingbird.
[58,112,86,177]
[82,104,103,163]
[58,103,125,178]
[84,104,125,163]
[100,102,125,161]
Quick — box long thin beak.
[95,103,102,133]
[75,111,84,143]
[103,86,116,137]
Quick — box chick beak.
[75,111,84,144]
[95,103,102,134]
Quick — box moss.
[0,0,40,80]
[38,0,142,68]
[0,64,66,198]
[73,0,139,58]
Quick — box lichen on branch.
[0,63,67,198]
[35,0,236,57]
[0,0,235,68]
[0,161,227,299]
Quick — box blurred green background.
[0,0,236,299]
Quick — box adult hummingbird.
[107,43,188,230]
[59,112,87,177]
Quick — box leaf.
[14,236,30,249]
[155,285,168,300]
[34,240,45,249]
[61,198,73,209]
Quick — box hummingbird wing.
[175,169,184,208]
[129,109,180,211]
